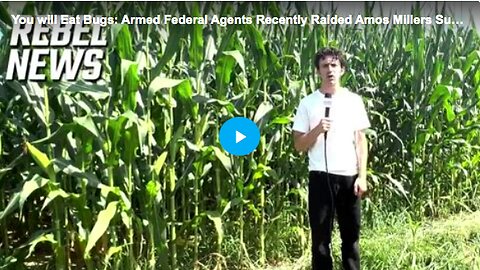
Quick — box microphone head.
[323,93,332,118]
[324,93,333,108]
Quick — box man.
[292,47,370,270]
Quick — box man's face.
[316,56,344,86]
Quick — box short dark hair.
[314,47,347,70]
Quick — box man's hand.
[353,176,367,198]
[293,118,331,152]
[317,118,331,133]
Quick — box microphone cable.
[324,131,335,246]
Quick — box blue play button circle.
[219,117,260,156]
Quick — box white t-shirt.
[292,89,371,176]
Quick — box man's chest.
[307,99,356,133]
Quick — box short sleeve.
[292,100,309,133]
[355,96,370,131]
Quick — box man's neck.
[320,84,344,95]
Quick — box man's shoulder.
[340,88,365,102]
[341,88,359,97]
[299,90,321,104]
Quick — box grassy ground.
[260,211,480,270]
[2,211,479,269]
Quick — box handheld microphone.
[324,93,332,139]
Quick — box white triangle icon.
[236,131,246,143]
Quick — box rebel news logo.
[6,15,108,81]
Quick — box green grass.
[362,211,480,269]
[259,211,480,270]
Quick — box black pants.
[308,171,361,270]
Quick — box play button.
[236,131,246,143]
[219,117,260,156]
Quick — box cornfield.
[0,2,479,270]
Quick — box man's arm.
[356,130,368,179]
[293,119,330,152]
[354,130,368,196]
